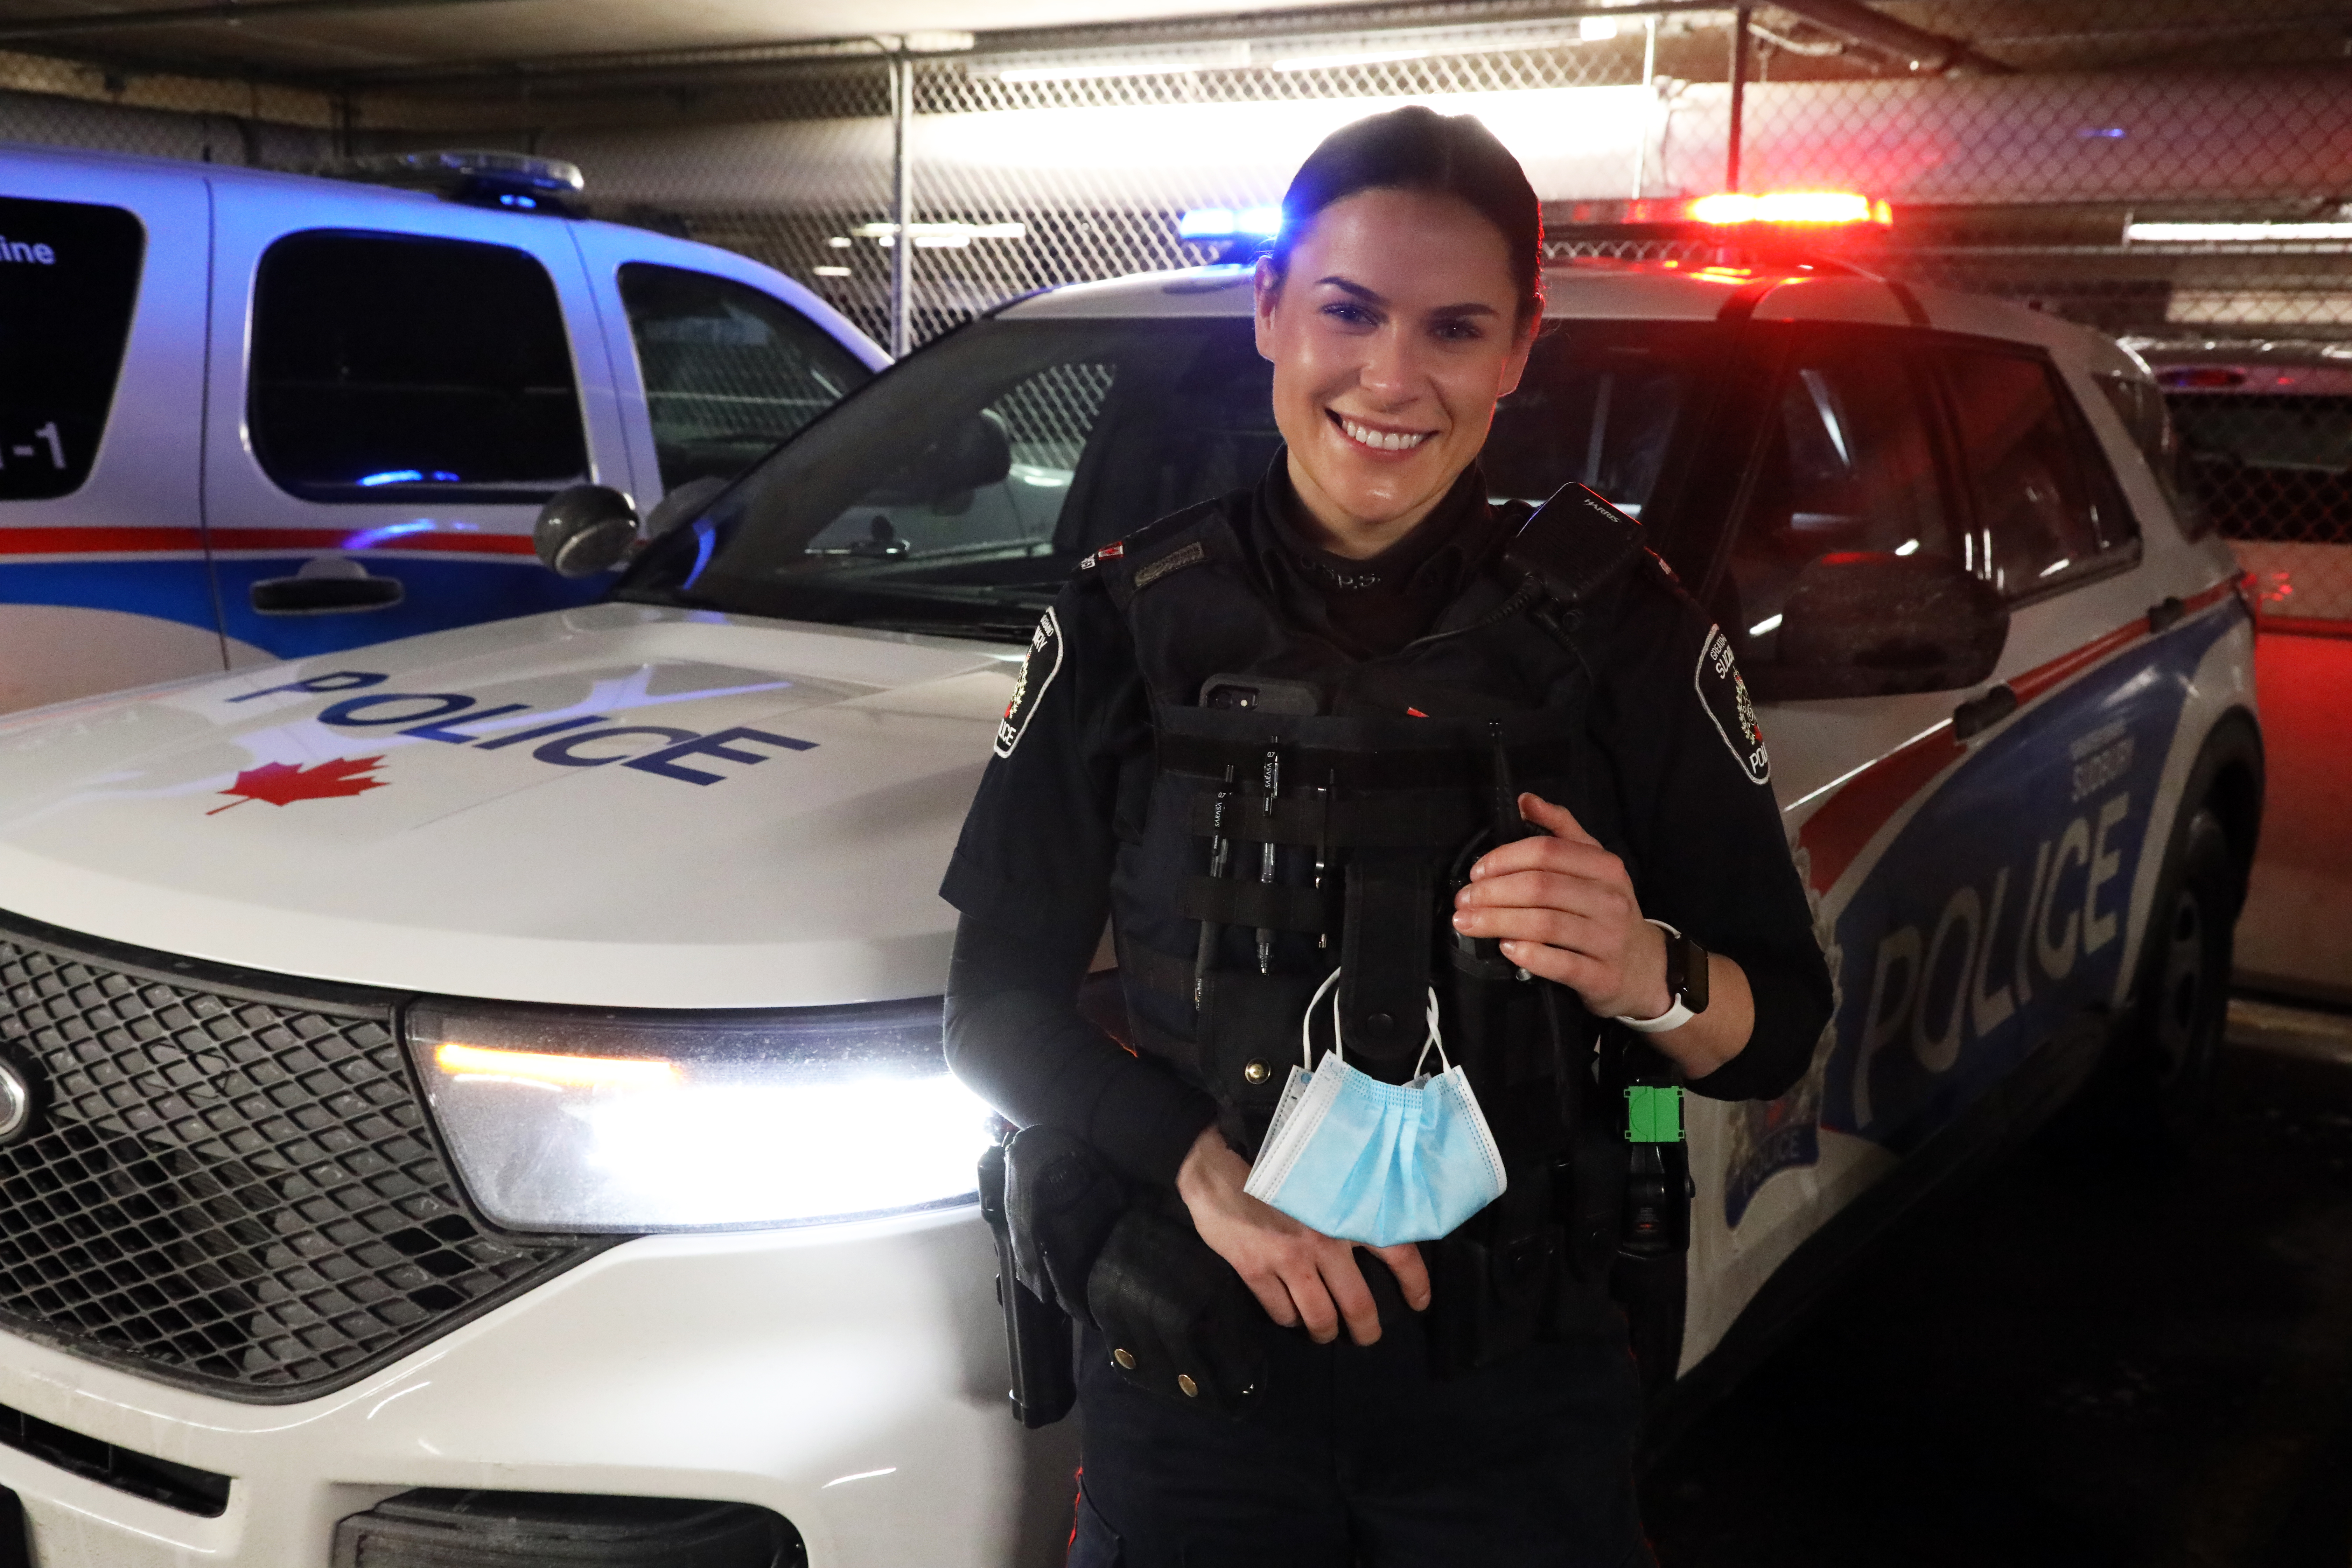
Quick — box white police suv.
[0,141,884,716]
[0,217,2257,1566]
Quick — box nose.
[1357,323,1427,408]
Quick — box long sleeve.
[939,574,1217,1185]
[1589,569,1835,1102]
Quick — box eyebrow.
[1314,275,1499,317]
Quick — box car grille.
[0,910,610,1402]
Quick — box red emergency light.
[1686,191,1893,227]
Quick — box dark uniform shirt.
[942,457,1831,1189]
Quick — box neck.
[1284,452,1462,561]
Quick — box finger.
[1453,902,1617,956]
[1455,867,1629,917]
[1322,1247,1384,1347]
[1372,1242,1432,1311]
[1239,1269,1299,1328]
[1467,834,1628,888]
[1498,938,1611,995]
[1519,792,1600,846]
[1284,1267,1342,1345]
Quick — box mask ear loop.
[1410,987,1451,1080]
[1303,966,1345,1070]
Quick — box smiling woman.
[1252,105,1543,559]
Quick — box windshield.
[616,312,1716,640]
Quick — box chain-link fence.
[5,2,2349,619]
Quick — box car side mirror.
[534,484,639,578]
[1759,551,2010,700]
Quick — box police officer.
[944,106,1832,1567]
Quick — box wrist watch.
[1615,919,1709,1034]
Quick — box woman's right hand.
[1174,1124,1431,1346]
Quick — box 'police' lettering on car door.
[1849,789,2135,1127]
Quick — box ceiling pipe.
[1763,0,2012,74]
[0,0,530,42]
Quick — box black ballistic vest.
[1092,486,1655,1342]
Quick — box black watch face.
[1682,937,1710,1013]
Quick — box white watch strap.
[1615,919,1692,1034]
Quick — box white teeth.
[1339,417,1431,453]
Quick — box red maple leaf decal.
[208,756,390,815]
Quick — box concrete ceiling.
[1,0,1387,78]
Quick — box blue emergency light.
[1178,206,1283,240]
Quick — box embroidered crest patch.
[995,608,1063,758]
[1696,624,1770,784]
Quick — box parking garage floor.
[1645,626,2352,1568]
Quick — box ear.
[1252,254,1283,363]
[1494,313,1539,400]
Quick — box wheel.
[2109,806,2239,1152]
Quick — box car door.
[0,158,219,713]
[202,179,633,667]
[1715,329,2162,1229]
[566,223,883,511]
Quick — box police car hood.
[0,604,1021,1008]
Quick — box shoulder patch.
[994,608,1064,759]
[1132,539,1207,592]
[1077,541,1125,570]
[1695,625,1770,784]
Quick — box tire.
[2107,806,2238,1153]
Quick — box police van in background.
[2126,335,2352,627]
[0,141,885,714]
[0,194,2258,1565]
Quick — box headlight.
[404,996,994,1232]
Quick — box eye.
[1433,317,1486,342]
[1321,302,1377,328]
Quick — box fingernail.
[1450,913,1468,930]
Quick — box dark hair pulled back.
[1269,104,1544,324]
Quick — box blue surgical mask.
[1242,971,1507,1248]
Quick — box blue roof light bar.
[1178,206,1283,240]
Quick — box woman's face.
[1254,186,1536,556]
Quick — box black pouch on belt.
[1086,1202,1269,1420]
[1003,1125,1127,1322]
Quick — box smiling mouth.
[1330,411,1435,453]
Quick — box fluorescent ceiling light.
[1269,47,1432,72]
[1579,17,1620,39]
[852,221,1026,243]
[2127,221,2352,244]
[995,59,1200,83]
[814,265,852,277]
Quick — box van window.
[0,196,144,502]
[1722,327,1958,668]
[618,264,875,492]
[2165,391,2352,545]
[1938,347,2136,595]
[250,232,587,502]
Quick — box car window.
[2165,392,2352,544]
[0,195,144,502]
[614,314,1719,642]
[1721,327,1958,668]
[1484,323,1708,516]
[248,231,587,502]
[617,263,875,491]
[1938,346,2136,594]
[2093,371,2203,536]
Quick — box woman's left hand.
[1450,792,1670,1021]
